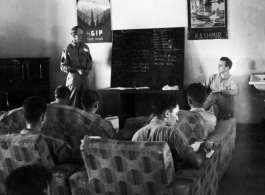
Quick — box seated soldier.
[50,85,70,105]
[81,89,100,115]
[187,83,217,134]
[21,96,83,164]
[5,165,52,195]
[132,94,212,168]
[81,89,116,138]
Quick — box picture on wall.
[188,0,227,40]
[76,0,112,43]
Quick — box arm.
[60,49,83,74]
[45,136,83,164]
[186,140,213,168]
[221,89,238,96]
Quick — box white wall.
[1,0,265,124]
[111,0,265,124]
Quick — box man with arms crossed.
[132,94,212,168]
[204,57,239,119]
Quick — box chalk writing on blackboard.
[111,27,184,89]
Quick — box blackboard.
[111,27,185,89]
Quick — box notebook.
[105,116,119,133]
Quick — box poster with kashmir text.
[188,0,227,40]
[77,0,112,43]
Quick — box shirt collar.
[190,108,205,112]
[71,41,82,48]
[150,117,165,125]
[20,129,42,135]
[218,73,231,80]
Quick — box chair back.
[175,110,208,143]
[81,137,175,195]
[0,104,116,147]
[0,134,54,194]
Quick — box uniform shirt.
[132,117,192,168]
[20,129,83,164]
[190,108,217,134]
[60,42,92,73]
[204,73,239,94]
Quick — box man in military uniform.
[60,26,93,108]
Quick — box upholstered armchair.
[69,137,220,195]
[0,104,116,146]
[0,134,80,195]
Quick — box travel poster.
[188,0,228,40]
[77,0,112,43]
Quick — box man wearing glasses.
[60,26,93,108]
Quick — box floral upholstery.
[208,118,237,181]
[0,104,116,146]
[70,137,220,195]
[0,134,55,194]
[69,165,91,195]
[50,163,81,195]
[78,137,176,195]
[173,147,220,195]
[175,110,208,143]
[0,133,81,195]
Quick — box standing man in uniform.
[60,26,93,108]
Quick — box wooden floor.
[218,121,265,195]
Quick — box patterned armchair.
[208,118,237,181]
[174,110,208,143]
[0,104,116,146]
[0,134,80,195]
[69,137,220,195]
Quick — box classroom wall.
[111,0,265,124]
[1,0,265,124]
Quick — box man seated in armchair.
[80,89,100,115]
[187,83,217,134]
[21,96,83,165]
[132,94,213,168]
[50,85,71,105]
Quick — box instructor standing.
[60,26,93,108]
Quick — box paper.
[162,85,179,90]
[191,142,214,158]
[105,116,119,133]
[110,86,149,90]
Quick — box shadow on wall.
[184,40,207,84]
[233,58,265,124]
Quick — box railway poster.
[188,0,227,40]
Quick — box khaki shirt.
[60,42,92,73]
[204,73,239,94]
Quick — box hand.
[82,69,89,76]
[199,140,213,152]
[77,69,83,75]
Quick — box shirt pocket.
[68,49,79,61]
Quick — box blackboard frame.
[111,27,185,90]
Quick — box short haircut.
[5,165,52,195]
[220,57,232,70]
[71,26,82,35]
[187,83,207,104]
[151,94,178,115]
[55,85,70,99]
[23,96,47,124]
[81,89,100,110]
